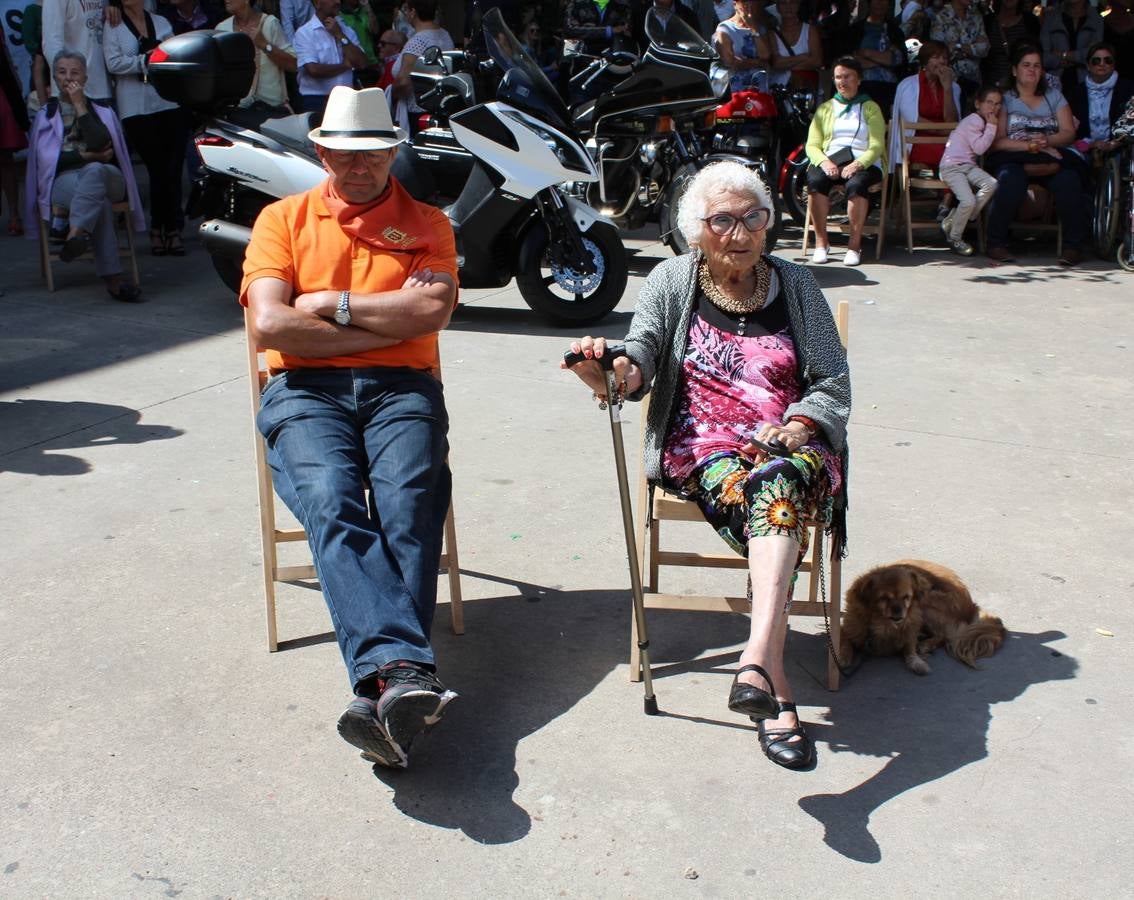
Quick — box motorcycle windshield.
[644,9,716,62]
[482,7,572,132]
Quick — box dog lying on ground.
[840,560,1006,675]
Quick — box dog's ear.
[909,568,933,598]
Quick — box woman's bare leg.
[847,195,868,252]
[738,534,802,734]
[810,193,830,248]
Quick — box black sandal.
[757,701,814,769]
[727,663,779,720]
[150,228,167,256]
[107,282,144,303]
[163,229,185,256]
[59,232,91,262]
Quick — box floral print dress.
[661,288,843,558]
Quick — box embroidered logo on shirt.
[381,226,413,246]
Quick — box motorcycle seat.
[260,112,318,154]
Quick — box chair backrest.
[897,118,954,175]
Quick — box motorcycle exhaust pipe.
[199,219,253,259]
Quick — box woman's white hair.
[675,160,776,248]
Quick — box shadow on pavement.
[365,574,752,845]
[797,629,1076,863]
[0,399,184,475]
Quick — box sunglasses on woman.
[703,208,771,235]
[1089,55,1114,65]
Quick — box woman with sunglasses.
[562,160,849,771]
[1068,41,1134,154]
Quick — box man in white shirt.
[42,0,113,101]
[293,0,366,118]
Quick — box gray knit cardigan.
[623,252,852,551]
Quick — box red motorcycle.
[711,84,816,227]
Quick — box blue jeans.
[986,162,1087,251]
[256,367,451,692]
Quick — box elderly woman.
[712,0,773,93]
[804,56,886,266]
[985,43,1087,265]
[562,161,849,770]
[24,50,145,301]
[1068,41,1134,153]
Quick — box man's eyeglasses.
[1089,55,1115,65]
[327,148,394,165]
[702,208,771,236]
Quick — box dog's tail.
[950,612,1007,668]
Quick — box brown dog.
[840,560,1006,675]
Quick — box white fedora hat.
[308,86,408,150]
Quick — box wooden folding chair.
[245,310,464,651]
[895,118,981,253]
[979,181,1063,257]
[37,200,140,292]
[631,300,850,691]
[801,141,891,261]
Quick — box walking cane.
[564,343,659,715]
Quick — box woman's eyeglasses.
[703,208,771,235]
[1089,55,1114,65]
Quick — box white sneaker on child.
[844,248,861,267]
[811,245,829,264]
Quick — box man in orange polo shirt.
[241,86,458,770]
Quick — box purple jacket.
[24,99,146,236]
[941,112,998,168]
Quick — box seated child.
[938,86,1002,256]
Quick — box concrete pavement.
[1,219,1132,897]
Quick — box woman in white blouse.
[103,0,190,255]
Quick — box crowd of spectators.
[1,0,1134,287]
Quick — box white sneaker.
[940,211,955,239]
[844,248,861,267]
[811,245,829,264]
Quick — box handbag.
[986,150,1061,178]
[826,146,856,168]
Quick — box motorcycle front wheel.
[782,160,810,226]
[515,222,628,326]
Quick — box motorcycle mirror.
[422,46,444,66]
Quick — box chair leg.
[38,218,55,292]
[802,195,813,256]
[903,169,914,254]
[826,541,843,691]
[443,501,464,635]
[125,222,140,287]
[877,176,888,259]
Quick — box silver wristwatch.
[340,36,349,46]
[333,290,351,326]
[264,42,273,54]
